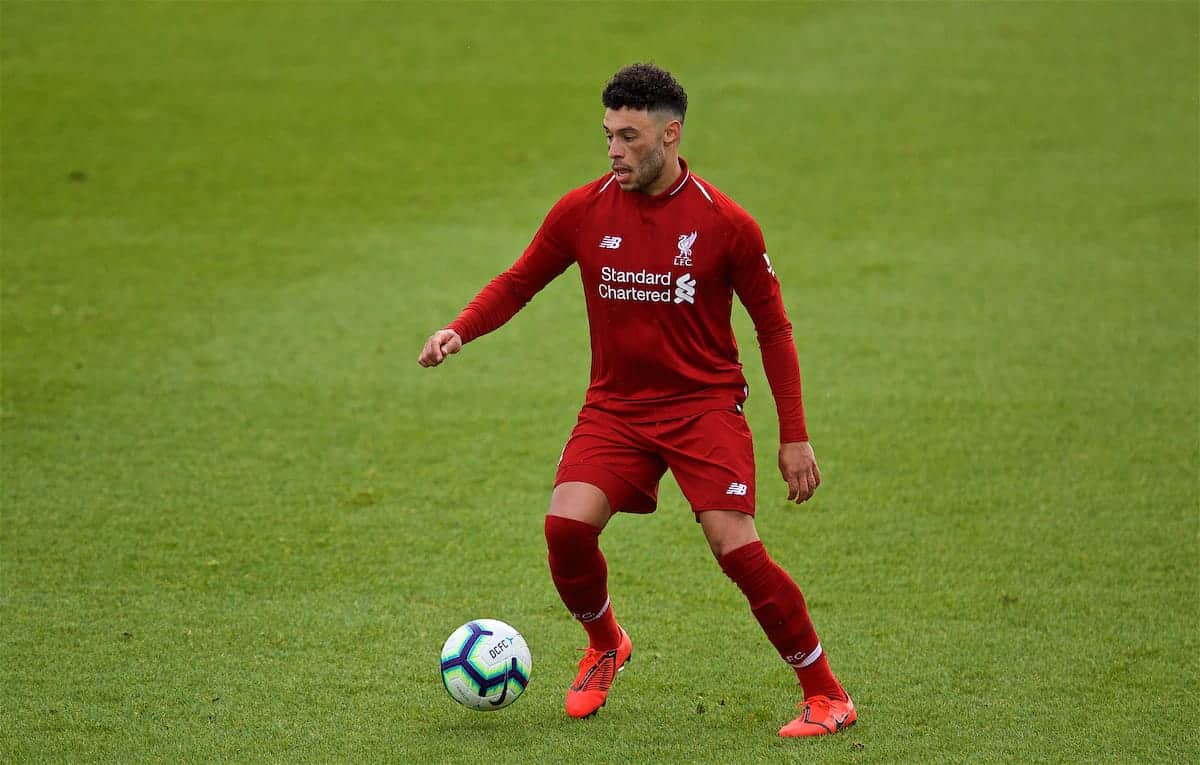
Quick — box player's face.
[604,107,676,194]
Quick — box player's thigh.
[660,409,757,515]
[554,408,667,517]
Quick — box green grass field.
[2,1,1197,762]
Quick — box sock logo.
[573,596,611,623]
[785,642,823,668]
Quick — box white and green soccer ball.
[439,619,532,711]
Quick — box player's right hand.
[418,329,463,367]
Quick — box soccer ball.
[439,619,532,711]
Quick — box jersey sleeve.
[447,194,578,344]
[729,217,809,443]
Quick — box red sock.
[719,540,845,701]
[545,515,621,649]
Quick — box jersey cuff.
[779,425,809,443]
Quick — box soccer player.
[418,63,854,738]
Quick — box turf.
[2,1,1197,762]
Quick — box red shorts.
[555,406,756,516]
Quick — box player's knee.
[699,510,759,559]
[707,536,751,560]
[548,481,611,528]
[544,514,603,563]
[545,484,608,547]
[705,536,729,559]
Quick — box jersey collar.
[650,157,690,203]
[663,157,691,198]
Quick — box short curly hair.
[602,63,688,122]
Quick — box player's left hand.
[779,441,820,504]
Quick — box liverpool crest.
[675,231,697,266]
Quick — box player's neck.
[641,155,683,197]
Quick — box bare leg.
[698,509,760,558]
[548,480,613,529]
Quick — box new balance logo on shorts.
[725,482,748,496]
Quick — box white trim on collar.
[668,167,691,196]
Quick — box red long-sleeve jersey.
[449,159,808,442]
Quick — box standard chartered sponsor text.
[601,266,672,285]
[599,266,673,303]
[599,283,673,302]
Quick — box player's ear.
[663,118,682,148]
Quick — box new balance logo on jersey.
[674,273,696,304]
[599,235,623,249]
[674,231,697,266]
[725,482,748,496]
[762,252,776,277]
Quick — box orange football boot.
[564,627,633,718]
[779,694,857,737]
